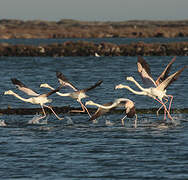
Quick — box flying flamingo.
[137,56,177,115]
[4,78,63,122]
[85,98,137,127]
[115,57,187,120]
[40,71,103,117]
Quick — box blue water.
[0,37,188,45]
[0,49,188,178]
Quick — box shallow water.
[1,37,188,45]
[0,54,188,179]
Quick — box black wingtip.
[93,80,103,88]
[56,71,69,82]
[11,78,21,85]
[96,80,103,86]
[137,55,146,63]
[11,78,16,83]
[56,71,61,77]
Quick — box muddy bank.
[0,41,188,56]
[1,19,188,39]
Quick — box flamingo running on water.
[137,56,177,116]
[40,71,103,117]
[115,56,187,121]
[85,98,137,127]
[4,78,63,122]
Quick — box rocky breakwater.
[0,41,188,56]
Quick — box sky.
[0,0,188,21]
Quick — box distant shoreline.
[1,19,188,56]
[0,19,188,39]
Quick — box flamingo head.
[115,84,127,89]
[4,90,14,95]
[126,76,135,82]
[85,100,95,106]
[40,83,51,88]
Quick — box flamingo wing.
[83,80,103,92]
[56,71,78,91]
[156,65,187,91]
[137,56,157,87]
[114,98,136,118]
[41,86,61,97]
[89,102,112,121]
[156,56,176,86]
[11,78,39,96]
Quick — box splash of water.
[105,120,114,126]
[170,114,182,126]
[92,119,98,124]
[28,113,48,124]
[65,116,74,125]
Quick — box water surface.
[0,55,188,179]
[1,37,188,45]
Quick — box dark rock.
[0,41,188,56]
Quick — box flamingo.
[40,72,103,117]
[137,56,187,117]
[4,78,63,122]
[137,56,177,116]
[85,98,137,127]
[115,62,187,120]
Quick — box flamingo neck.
[46,84,55,90]
[124,86,146,96]
[56,92,71,97]
[90,102,114,109]
[129,78,145,91]
[11,92,31,103]
[42,84,71,97]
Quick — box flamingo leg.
[154,98,168,120]
[31,105,47,124]
[134,114,138,128]
[121,114,137,128]
[44,105,64,120]
[121,115,127,126]
[164,108,167,121]
[154,98,173,120]
[163,97,169,120]
[70,100,92,117]
[167,95,173,113]
[156,97,169,116]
